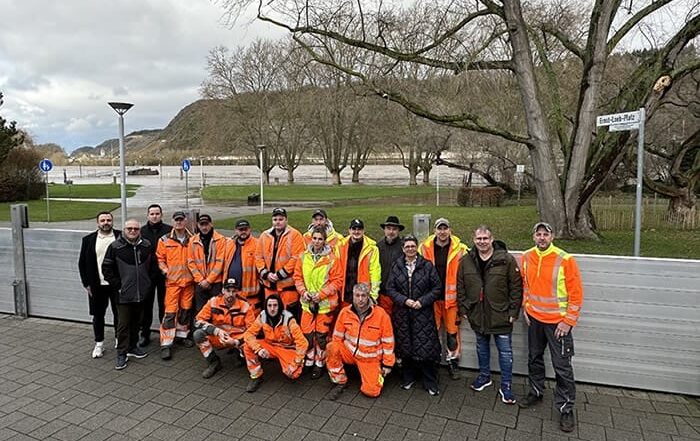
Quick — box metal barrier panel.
[459,252,700,396]
[0,228,15,313]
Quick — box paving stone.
[619,396,656,412]
[576,422,606,441]
[482,409,517,428]
[247,422,285,439]
[642,432,673,441]
[27,419,70,439]
[307,431,344,441]
[148,423,187,440]
[172,408,208,429]
[641,415,680,436]
[456,405,484,425]
[477,422,507,441]
[653,402,692,416]
[578,409,613,427]
[442,419,478,440]
[199,414,232,433]
[346,419,383,439]
[612,412,641,432]
[515,414,542,435]
[277,425,310,441]
[605,427,642,441]
[376,424,409,441]
[321,415,353,436]
[402,430,441,441]
[335,403,369,421]
[293,412,329,431]
[418,414,447,436]
[126,419,163,439]
[52,424,92,441]
[8,415,45,435]
[504,428,543,441]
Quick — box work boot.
[518,392,543,409]
[178,338,194,348]
[202,353,222,379]
[246,377,264,393]
[160,347,172,360]
[328,384,346,401]
[560,411,575,433]
[311,365,323,380]
[447,359,461,380]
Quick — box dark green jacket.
[456,246,523,334]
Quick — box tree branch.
[540,23,584,59]
[607,0,674,53]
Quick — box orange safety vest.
[521,244,584,327]
[156,229,194,287]
[336,235,381,301]
[195,294,256,335]
[255,226,306,293]
[187,231,227,285]
[243,310,308,360]
[222,235,261,306]
[293,245,342,314]
[332,304,395,367]
[419,235,468,308]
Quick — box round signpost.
[182,159,191,208]
[39,159,53,221]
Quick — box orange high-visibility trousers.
[193,329,243,358]
[160,284,195,347]
[243,341,303,380]
[300,311,333,367]
[326,340,384,397]
[434,300,460,360]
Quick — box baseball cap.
[434,217,450,228]
[235,219,251,229]
[271,207,287,217]
[223,278,240,289]
[172,211,186,220]
[349,219,364,229]
[312,209,327,219]
[533,222,553,233]
[198,214,212,224]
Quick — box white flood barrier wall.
[3,228,699,395]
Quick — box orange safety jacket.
[521,244,584,327]
[255,226,305,293]
[332,304,395,367]
[336,235,381,301]
[293,244,342,315]
[156,229,194,287]
[222,235,261,307]
[243,310,308,362]
[419,235,468,308]
[195,294,256,336]
[187,231,227,285]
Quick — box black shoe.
[202,355,222,379]
[518,392,543,408]
[160,347,172,360]
[178,338,194,348]
[447,360,461,380]
[115,354,128,370]
[127,347,148,359]
[311,366,323,380]
[138,334,150,348]
[560,411,575,432]
[246,377,264,393]
[328,384,346,401]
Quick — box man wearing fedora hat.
[377,216,405,315]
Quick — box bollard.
[11,204,29,318]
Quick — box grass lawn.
[216,204,700,259]
[48,183,140,198]
[0,200,120,222]
[202,184,437,202]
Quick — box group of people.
[78,205,584,433]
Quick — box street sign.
[609,122,640,132]
[596,111,641,127]
[516,164,525,173]
[181,159,191,172]
[39,158,53,172]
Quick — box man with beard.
[337,219,381,306]
[377,216,405,315]
[188,214,227,312]
[78,211,121,358]
[223,219,262,313]
[302,209,340,249]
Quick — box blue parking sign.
[39,158,53,172]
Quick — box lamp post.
[108,102,133,225]
[257,145,266,214]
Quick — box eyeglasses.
[125,227,140,231]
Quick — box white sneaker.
[92,342,105,359]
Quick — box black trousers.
[195,283,222,312]
[402,357,439,391]
[89,284,118,342]
[526,314,576,413]
[140,277,166,336]
[116,302,143,356]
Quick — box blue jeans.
[475,332,513,384]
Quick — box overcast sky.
[0,0,281,153]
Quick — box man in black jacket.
[138,204,172,347]
[102,219,156,370]
[78,211,121,359]
[376,216,404,315]
[456,225,523,404]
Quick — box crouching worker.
[193,278,255,379]
[242,294,308,392]
[326,283,395,400]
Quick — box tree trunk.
[286,168,294,183]
[667,192,697,227]
[422,169,430,185]
[408,167,418,186]
[330,170,342,185]
[351,167,360,183]
[264,170,270,185]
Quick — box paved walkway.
[1,315,699,441]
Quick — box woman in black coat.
[387,236,442,395]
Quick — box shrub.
[457,186,506,207]
[0,147,44,202]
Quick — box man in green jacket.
[457,225,522,404]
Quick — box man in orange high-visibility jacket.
[255,208,305,318]
[336,219,381,306]
[418,217,468,380]
[242,294,308,393]
[222,219,262,314]
[193,278,256,379]
[302,209,341,249]
[156,211,195,360]
[187,214,227,312]
[326,283,395,400]
[518,222,584,434]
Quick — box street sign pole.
[182,159,191,209]
[45,171,50,222]
[633,108,646,257]
[436,164,440,207]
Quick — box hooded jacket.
[102,236,155,304]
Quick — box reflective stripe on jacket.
[187,231,227,284]
[243,310,308,362]
[337,235,381,301]
[195,294,256,335]
[222,235,260,302]
[332,305,395,367]
[293,245,342,314]
[156,229,194,286]
[521,244,584,327]
[255,226,305,291]
[419,234,468,308]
